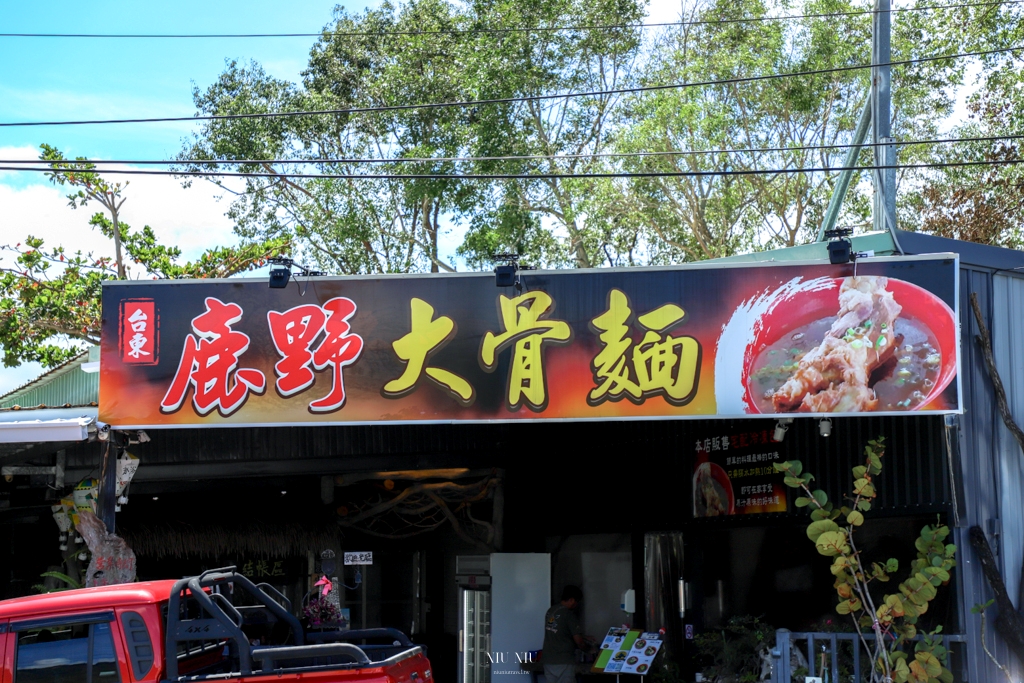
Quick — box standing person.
[543,585,585,683]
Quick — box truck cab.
[0,568,431,683]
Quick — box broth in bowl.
[749,317,943,413]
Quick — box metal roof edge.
[703,231,898,265]
[895,230,1024,271]
[0,348,93,407]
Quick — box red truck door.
[5,610,128,683]
[0,622,9,683]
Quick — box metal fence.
[769,629,967,683]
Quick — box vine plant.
[774,437,957,683]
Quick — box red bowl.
[742,277,957,413]
[693,462,735,515]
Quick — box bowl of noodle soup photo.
[742,276,957,414]
[693,462,734,517]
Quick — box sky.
[0,0,684,396]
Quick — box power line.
[2,157,1022,180]
[1,0,1017,38]
[2,44,1019,129]
[7,131,1023,167]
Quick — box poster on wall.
[692,425,788,518]
[99,255,961,428]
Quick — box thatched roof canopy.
[121,522,342,560]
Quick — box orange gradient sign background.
[99,256,960,428]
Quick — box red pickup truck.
[0,567,432,683]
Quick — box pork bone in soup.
[750,316,942,412]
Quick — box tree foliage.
[179,0,1009,270]
[0,146,289,368]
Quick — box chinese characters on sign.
[382,298,474,405]
[589,289,700,406]
[119,299,158,365]
[157,290,700,418]
[693,428,788,517]
[267,297,364,412]
[344,551,373,566]
[481,292,572,411]
[239,559,287,578]
[160,297,266,416]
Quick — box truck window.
[119,612,154,680]
[15,621,121,683]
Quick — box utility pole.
[871,0,900,245]
[817,0,903,253]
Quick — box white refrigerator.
[489,553,551,683]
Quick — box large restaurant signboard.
[99,255,961,428]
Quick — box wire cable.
[1,0,1018,38]
[3,157,1022,180]
[4,131,1020,167]
[2,43,1019,129]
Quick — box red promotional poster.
[98,255,961,428]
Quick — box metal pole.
[99,441,118,532]
[815,97,872,242]
[872,0,903,253]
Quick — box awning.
[0,407,98,444]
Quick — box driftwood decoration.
[969,291,1024,664]
[969,528,1024,665]
[77,509,137,587]
[335,471,501,550]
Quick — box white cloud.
[0,169,242,393]
[0,172,237,268]
[646,0,683,23]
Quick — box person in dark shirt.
[543,585,585,683]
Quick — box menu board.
[692,425,788,517]
[592,629,663,675]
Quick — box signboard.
[99,255,960,427]
[693,425,788,518]
[593,629,663,674]
[344,551,373,565]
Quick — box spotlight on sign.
[825,228,854,265]
[269,266,291,289]
[492,253,534,291]
[773,417,794,442]
[494,264,517,288]
[819,417,833,438]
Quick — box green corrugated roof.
[704,231,899,264]
[0,347,99,409]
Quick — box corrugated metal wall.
[63,415,952,517]
[951,267,1024,682]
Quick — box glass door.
[460,588,491,683]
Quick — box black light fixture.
[268,257,326,289]
[825,228,854,265]
[269,266,291,289]
[492,253,535,291]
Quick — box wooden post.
[99,441,118,533]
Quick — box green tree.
[181,0,479,274]
[0,146,288,369]
[455,0,646,269]
[181,0,646,272]
[591,0,971,263]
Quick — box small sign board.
[592,629,663,675]
[344,551,373,565]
